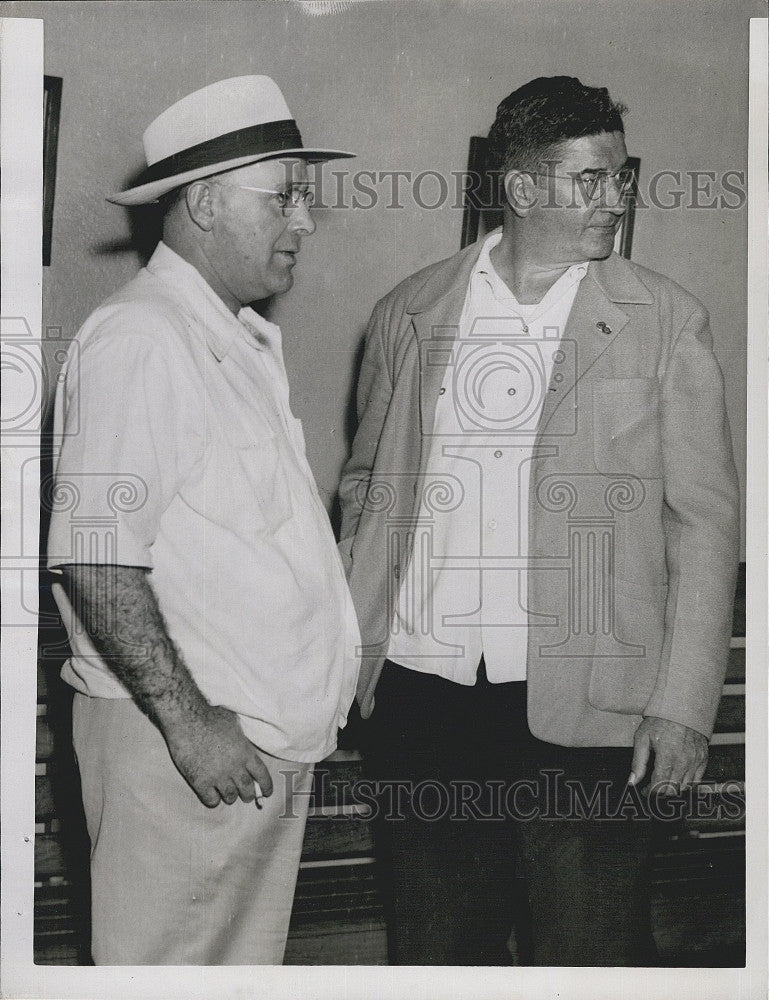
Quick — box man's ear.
[502,169,538,218]
[185,180,217,232]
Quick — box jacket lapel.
[535,274,627,434]
[404,238,655,441]
[536,253,654,435]
[407,240,486,435]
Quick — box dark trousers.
[365,660,660,966]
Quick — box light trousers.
[72,693,313,965]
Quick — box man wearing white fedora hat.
[47,75,361,965]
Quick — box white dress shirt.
[47,242,361,762]
[388,231,588,684]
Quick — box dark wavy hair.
[486,76,627,176]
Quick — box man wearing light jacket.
[338,76,739,965]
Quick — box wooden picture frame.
[43,75,62,266]
[461,135,640,259]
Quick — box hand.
[163,704,274,808]
[629,716,708,794]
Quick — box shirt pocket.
[235,433,294,533]
[192,431,294,536]
[592,377,663,479]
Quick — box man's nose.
[288,200,316,236]
[600,177,629,215]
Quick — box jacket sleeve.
[337,297,395,574]
[643,303,740,738]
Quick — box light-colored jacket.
[338,237,740,746]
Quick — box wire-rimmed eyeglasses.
[536,167,635,202]
[218,183,315,216]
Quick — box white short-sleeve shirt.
[47,242,361,762]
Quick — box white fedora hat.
[107,75,355,206]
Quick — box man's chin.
[585,232,618,260]
[264,273,295,298]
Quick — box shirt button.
[488,519,497,530]
[494,449,503,458]
[507,387,516,395]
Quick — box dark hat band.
[140,119,304,186]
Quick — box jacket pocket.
[592,377,662,479]
[587,579,667,714]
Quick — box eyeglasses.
[536,167,635,202]
[217,183,315,216]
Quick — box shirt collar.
[145,242,280,361]
[239,305,283,356]
[472,231,589,310]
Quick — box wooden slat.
[33,938,84,966]
[681,784,745,833]
[310,756,366,808]
[683,813,746,835]
[291,866,383,925]
[291,902,382,929]
[651,837,745,884]
[710,732,744,745]
[284,921,387,965]
[325,750,363,763]
[35,909,81,935]
[308,803,372,818]
[35,834,68,880]
[34,879,90,965]
[301,816,374,861]
[646,783,748,835]
[291,888,381,921]
[36,716,56,759]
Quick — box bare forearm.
[59,563,208,736]
[58,565,273,809]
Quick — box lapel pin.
[596,321,612,335]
